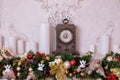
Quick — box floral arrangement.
[0,47,120,80]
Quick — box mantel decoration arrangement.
[0,46,120,80]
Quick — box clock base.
[53,50,80,56]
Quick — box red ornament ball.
[27,53,33,59]
[72,71,77,75]
[70,60,76,66]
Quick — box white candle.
[113,45,119,53]
[39,23,50,55]
[17,40,24,55]
[25,41,37,53]
[0,36,2,49]
[25,42,31,52]
[8,37,16,54]
[100,35,109,55]
[30,41,37,52]
[89,45,95,53]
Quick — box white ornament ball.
[17,72,20,77]
[17,66,21,71]
[29,67,33,72]
[63,61,71,69]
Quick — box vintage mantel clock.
[53,19,79,55]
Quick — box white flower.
[4,65,11,72]
[37,63,45,71]
[80,60,86,68]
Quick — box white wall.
[0,0,120,54]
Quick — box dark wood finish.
[53,19,79,55]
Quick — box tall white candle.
[89,45,95,53]
[25,42,31,52]
[39,23,50,55]
[17,40,24,55]
[0,36,2,49]
[30,41,37,53]
[113,45,119,53]
[25,41,37,53]
[100,35,109,55]
[8,37,16,54]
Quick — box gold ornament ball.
[41,60,44,64]
[46,56,50,61]
[17,66,21,71]
[107,56,113,61]
[18,61,22,66]
[80,73,85,76]
[76,67,81,73]
[29,67,33,72]
[63,61,71,69]
[17,72,20,77]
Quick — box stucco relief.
[36,0,84,25]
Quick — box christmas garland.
[0,49,120,80]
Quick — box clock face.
[59,30,73,43]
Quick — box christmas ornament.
[28,67,33,72]
[63,61,71,69]
[80,72,85,77]
[17,72,20,77]
[45,56,50,61]
[18,61,22,66]
[41,60,45,64]
[106,56,113,61]
[80,60,86,68]
[70,60,76,66]
[27,53,33,59]
[76,67,81,73]
[69,73,73,77]
[37,63,45,71]
[72,71,77,75]
[16,66,21,71]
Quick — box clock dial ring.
[59,30,73,43]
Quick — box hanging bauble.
[72,71,77,75]
[70,60,76,66]
[17,72,20,77]
[69,73,73,77]
[27,53,33,59]
[16,66,21,71]
[106,56,113,61]
[80,72,85,77]
[76,67,81,73]
[63,61,71,69]
[45,56,50,61]
[28,67,33,72]
[41,60,45,64]
[18,61,22,66]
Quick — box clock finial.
[63,18,69,24]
